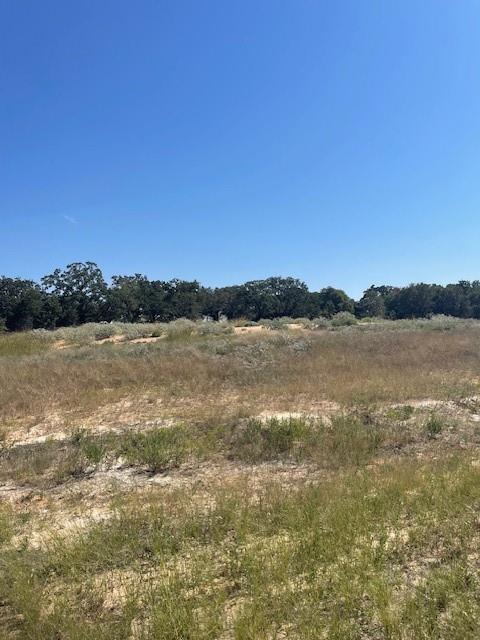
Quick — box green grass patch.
[0,413,411,488]
[229,416,312,463]
[2,455,480,638]
[229,415,384,468]
[118,425,192,472]
[386,404,415,421]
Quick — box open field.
[2,318,480,638]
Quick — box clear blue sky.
[1,1,479,298]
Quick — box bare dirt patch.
[96,335,125,345]
[233,325,267,335]
[130,336,164,344]
[53,339,69,350]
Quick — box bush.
[323,415,383,468]
[429,315,466,331]
[70,429,107,465]
[330,312,358,327]
[115,322,165,340]
[55,323,110,344]
[294,317,314,329]
[358,316,383,323]
[164,319,196,340]
[259,317,295,330]
[386,405,415,421]
[196,322,233,336]
[311,317,330,330]
[232,318,258,327]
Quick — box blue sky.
[1,1,480,298]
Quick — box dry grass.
[1,327,479,429]
[2,322,480,638]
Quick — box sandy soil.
[4,395,480,556]
[233,326,268,335]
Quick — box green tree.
[0,277,45,331]
[355,285,398,318]
[108,274,151,322]
[387,283,436,319]
[41,262,108,325]
[167,279,207,320]
[314,287,355,318]
[218,277,310,320]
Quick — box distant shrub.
[232,318,258,327]
[196,322,233,336]
[70,428,106,466]
[428,315,466,331]
[259,317,313,330]
[377,316,478,333]
[91,324,116,341]
[278,317,314,329]
[311,317,330,330]
[257,319,273,329]
[288,338,311,353]
[116,323,162,340]
[164,319,196,340]
[294,317,314,329]
[323,415,383,468]
[0,504,13,545]
[259,317,295,330]
[330,312,358,327]
[55,324,108,344]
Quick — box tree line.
[1,262,480,331]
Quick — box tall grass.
[1,327,479,426]
[0,330,53,357]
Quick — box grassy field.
[1,319,480,638]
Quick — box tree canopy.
[2,263,480,330]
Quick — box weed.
[70,428,107,465]
[230,417,312,463]
[386,404,415,421]
[0,504,14,545]
[425,413,445,439]
[228,415,383,468]
[119,426,190,472]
